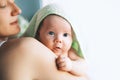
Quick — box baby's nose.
[55,36,62,43]
[55,39,62,43]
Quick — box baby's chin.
[53,52,68,57]
[54,52,62,56]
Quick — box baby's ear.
[68,48,80,60]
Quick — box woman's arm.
[0,37,89,80]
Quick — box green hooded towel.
[23,4,84,58]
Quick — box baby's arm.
[56,49,88,77]
[70,57,88,76]
[56,55,72,72]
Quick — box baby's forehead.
[45,14,65,20]
[44,14,69,24]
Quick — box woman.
[0,2,89,80]
[0,0,21,46]
[0,37,89,80]
[23,4,88,77]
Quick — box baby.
[23,4,87,77]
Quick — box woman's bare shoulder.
[7,37,40,46]
[0,37,44,57]
[0,37,55,58]
[1,37,43,49]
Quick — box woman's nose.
[11,4,22,16]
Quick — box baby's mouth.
[53,47,62,52]
[55,47,61,50]
[52,47,63,56]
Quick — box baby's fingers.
[56,56,65,64]
[57,62,66,68]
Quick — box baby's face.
[38,15,72,56]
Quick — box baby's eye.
[63,33,68,37]
[48,31,55,36]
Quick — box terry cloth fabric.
[0,38,8,47]
[0,41,6,47]
[23,4,84,58]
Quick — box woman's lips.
[10,20,18,25]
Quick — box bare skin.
[0,1,89,79]
[37,15,88,76]
[0,37,89,80]
[0,0,21,40]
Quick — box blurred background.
[15,0,120,80]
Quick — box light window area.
[41,0,120,80]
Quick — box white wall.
[42,0,120,80]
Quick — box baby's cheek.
[66,40,72,48]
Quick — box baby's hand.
[56,55,72,72]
